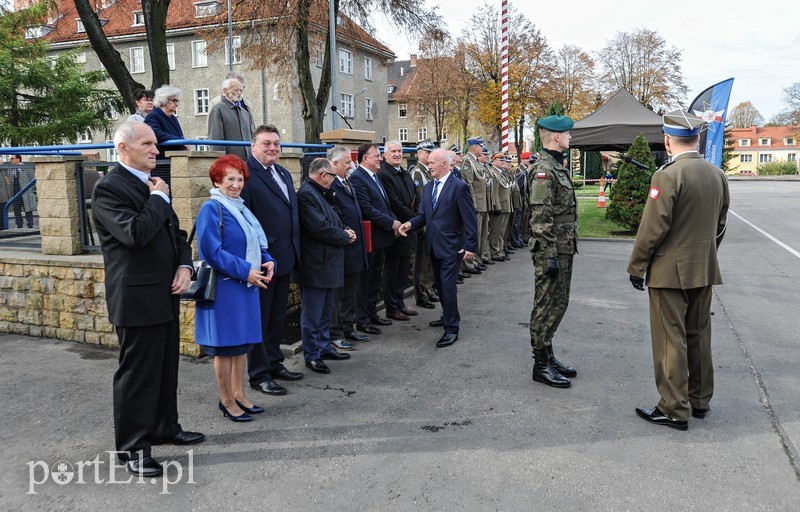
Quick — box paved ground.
[1,181,799,510]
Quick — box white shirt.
[432,171,452,206]
[119,161,169,203]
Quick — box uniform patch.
[414,180,420,186]
[536,172,546,179]
[649,187,660,199]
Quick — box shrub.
[758,160,798,176]
[605,133,654,232]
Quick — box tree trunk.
[74,0,144,112]
[143,0,171,89]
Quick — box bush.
[758,160,798,176]
[605,133,654,233]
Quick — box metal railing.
[0,163,38,235]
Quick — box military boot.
[532,348,571,388]
[547,345,577,378]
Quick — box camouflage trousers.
[529,252,574,351]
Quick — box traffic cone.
[597,190,607,208]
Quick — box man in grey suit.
[628,110,730,431]
[207,78,255,160]
[92,122,204,478]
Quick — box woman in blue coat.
[195,155,275,422]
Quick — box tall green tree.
[605,133,654,233]
[533,101,564,153]
[0,5,122,146]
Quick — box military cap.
[480,145,490,155]
[448,144,462,155]
[538,115,574,133]
[662,109,705,137]
[467,136,484,146]
[416,140,437,152]
[520,151,532,160]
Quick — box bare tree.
[778,81,800,125]
[728,101,764,128]
[554,44,596,119]
[595,28,687,112]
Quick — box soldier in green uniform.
[488,153,513,261]
[628,110,729,431]
[411,141,439,307]
[460,137,491,271]
[527,115,578,388]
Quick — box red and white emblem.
[649,187,660,199]
[536,172,546,179]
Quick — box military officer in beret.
[460,137,490,271]
[478,145,495,266]
[628,110,729,431]
[527,115,578,388]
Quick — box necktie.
[270,166,289,201]
[431,180,440,209]
[372,173,386,200]
[343,178,352,194]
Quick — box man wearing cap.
[460,138,490,271]
[449,145,464,181]
[502,154,521,254]
[450,148,481,276]
[410,141,440,308]
[488,153,512,262]
[527,115,578,388]
[512,152,531,248]
[628,110,729,431]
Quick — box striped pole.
[500,0,509,152]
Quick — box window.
[788,154,797,162]
[194,1,220,17]
[759,154,772,163]
[418,128,427,141]
[339,48,352,74]
[365,98,373,121]
[132,11,144,26]
[106,140,118,162]
[364,57,373,81]
[166,43,175,70]
[340,93,354,118]
[759,138,771,146]
[130,47,145,74]
[194,89,209,115]
[76,20,85,33]
[786,138,796,145]
[387,85,396,94]
[191,40,207,68]
[196,136,210,152]
[399,128,408,142]
[315,41,325,67]
[78,130,92,143]
[739,154,752,163]
[25,26,52,39]
[224,36,242,65]
[441,128,447,141]
[739,139,750,146]
[336,15,344,26]
[398,103,407,118]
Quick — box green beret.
[538,115,574,133]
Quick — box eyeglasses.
[168,98,180,104]
[323,172,338,178]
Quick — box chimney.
[410,54,417,67]
[752,125,757,136]
[400,66,404,77]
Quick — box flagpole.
[500,0,509,153]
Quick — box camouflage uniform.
[527,150,578,351]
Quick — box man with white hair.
[207,78,255,160]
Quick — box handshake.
[396,221,412,237]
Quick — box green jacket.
[527,151,577,258]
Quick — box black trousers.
[248,273,291,385]
[430,252,461,334]
[356,248,385,325]
[331,271,362,339]
[383,252,412,313]
[114,317,181,460]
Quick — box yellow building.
[729,125,799,175]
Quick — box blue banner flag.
[688,78,735,168]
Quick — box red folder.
[362,220,373,253]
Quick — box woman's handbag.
[180,201,224,302]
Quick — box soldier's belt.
[553,213,577,223]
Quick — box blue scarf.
[210,188,268,286]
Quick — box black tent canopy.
[570,89,665,151]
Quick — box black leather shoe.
[429,295,440,302]
[273,367,304,381]
[371,316,393,326]
[502,255,510,261]
[345,331,370,342]
[436,333,458,348]
[251,379,287,396]
[456,277,464,284]
[429,318,444,327]
[357,323,381,334]
[400,307,418,316]
[127,456,163,477]
[635,406,688,431]
[532,349,571,388]
[458,272,471,279]
[477,264,488,270]
[416,300,436,309]
[321,349,351,360]
[491,257,505,262]
[151,431,206,446]
[386,310,410,321]
[547,346,577,378]
[692,406,710,419]
[484,260,495,265]
[305,359,331,374]
[465,268,481,275]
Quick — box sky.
[372,0,799,122]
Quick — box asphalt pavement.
[1,181,799,511]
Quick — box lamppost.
[227,0,233,72]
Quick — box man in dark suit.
[297,158,355,373]
[379,140,420,321]
[327,146,370,350]
[348,143,401,335]
[92,121,204,478]
[241,125,304,396]
[399,149,479,348]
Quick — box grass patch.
[574,185,634,239]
